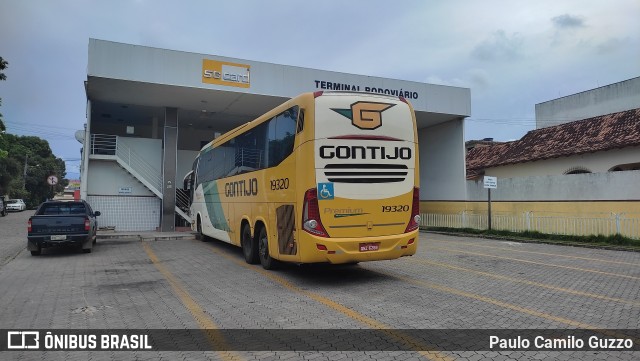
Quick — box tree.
[0,134,67,207]
[0,56,8,159]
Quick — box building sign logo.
[202,59,250,88]
[331,102,395,130]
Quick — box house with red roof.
[466,108,640,180]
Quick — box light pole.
[23,154,28,189]
[23,154,40,190]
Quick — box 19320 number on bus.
[270,178,290,191]
[382,205,409,212]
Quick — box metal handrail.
[176,189,190,213]
[114,138,162,193]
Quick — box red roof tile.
[466,108,640,179]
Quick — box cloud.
[551,14,586,29]
[471,30,523,62]
[595,37,627,54]
[468,69,490,89]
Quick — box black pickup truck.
[27,200,101,255]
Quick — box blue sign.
[318,182,334,200]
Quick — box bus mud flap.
[276,205,296,255]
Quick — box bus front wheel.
[196,218,206,242]
[258,226,278,270]
[242,224,259,264]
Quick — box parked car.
[6,199,27,212]
[27,200,101,255]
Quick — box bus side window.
[268,107,297,167]
[296,109,305,133]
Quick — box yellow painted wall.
[421,201,640,218]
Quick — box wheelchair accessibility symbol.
[318,182,334,200]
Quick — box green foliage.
[425,227,640,249]
[1,56,7,158]
[0,56,7,81]
[0,133,67,208]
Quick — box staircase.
[90,134,192,224]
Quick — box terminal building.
[80,39,471,231]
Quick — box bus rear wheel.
[242,224,259,264]
[258,226,278,270]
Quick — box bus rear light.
[313,91,324,98]
[303,188,329,237]
[404,187,421,233]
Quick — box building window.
[564,166,592,175]
[608,162,640,172]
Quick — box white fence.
[421,212,640,240]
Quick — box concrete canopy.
[86,39,471,148]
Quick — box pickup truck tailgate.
[29,216,87,234]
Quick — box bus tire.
[196,218,206,241]
[242,223,259,264]
[258,226,278,270]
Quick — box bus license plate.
[359,243,380,252]
[51,235,67,241]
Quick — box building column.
[152,116,159,139]
[161,107,178,231]
[80,100,92,200]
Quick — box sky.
[1,0,639,179]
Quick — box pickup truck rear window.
[39,203,86,215]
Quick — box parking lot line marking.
[142,242,243,360]
[371,268,640,343]
[430,246,640,281]
[431,239,639,266]
[207,245,455,361]
[370,268,602,329]
[409,258,640,307]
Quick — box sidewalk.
[97,230,196,242]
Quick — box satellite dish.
[74,130,85,144]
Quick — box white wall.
[87,160,155,196]
[536,77,640,128]
[117,136,162,172]
[419,118,467,200]
[177,150,198,185]
[467,170,640,201]
[88,195,160,231]
[486,146,640,178]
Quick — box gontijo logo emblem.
[202,59,251,88]
[331,102,395,130]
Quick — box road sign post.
[47,175,58,200]
[483,176,497,230]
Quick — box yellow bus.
[184,91,420,269]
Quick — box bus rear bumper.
[298,230,419,264]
